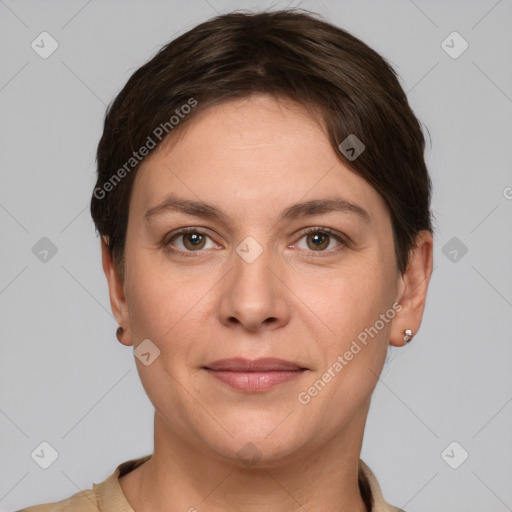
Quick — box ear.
[390,230,434,347]
[101,236,133,347]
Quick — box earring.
[403,329,413,343]
[116,326,124,341]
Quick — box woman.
[18,9,433,512]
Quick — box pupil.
[308,232,328,251]
[312,234,323,245]
[189,233,202,244]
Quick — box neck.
[120,409,370,512]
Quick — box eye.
[163,227,347,256]
[166,228,219,252]
[292,228,346,253]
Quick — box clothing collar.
[97,455,401,512]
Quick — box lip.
[203,358,307,392]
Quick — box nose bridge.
[232,234,275,299]
[217,233,290,331]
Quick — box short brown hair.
[90,9,433,278]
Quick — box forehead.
[130,95,389,224]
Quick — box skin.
[102,94,433,512]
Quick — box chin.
[197,412,312,468]
[212,436,306,470]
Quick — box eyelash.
[162,226,348,257]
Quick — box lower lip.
[205,369,304,391]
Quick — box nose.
[217,242,291,333]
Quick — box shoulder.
[13,487,99,512]
[14,455,152,512]
[359,459,408,512]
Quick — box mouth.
[203,358,308,392]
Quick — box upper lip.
[204,358,306,372]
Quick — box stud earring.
[116,326,124,341]
[403,329,413,343]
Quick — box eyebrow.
[144,194,370,223]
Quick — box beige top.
[16,455,405,512]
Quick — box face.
[108,94,411,466]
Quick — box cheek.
[122,252,213,419]
[124,247,221,354]
[295,257,394,343]
[295,264,394,421]
[301,260,396,411]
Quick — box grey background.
[1,0,511,510]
